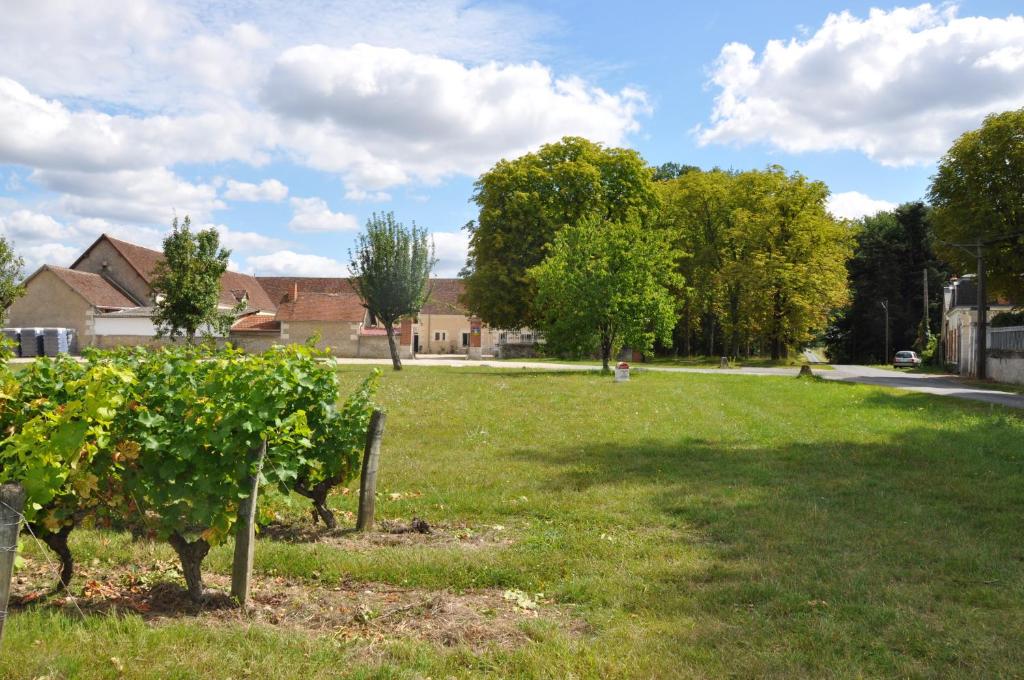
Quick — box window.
[461,332,469,347]
[434,331,446,341]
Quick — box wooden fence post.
[0,483,26,648]
[356,410,386,532]
[231,441,266,608]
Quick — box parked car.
[893,350,922,369]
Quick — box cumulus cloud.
[287,197,359,233]
[826,191,897,220]
[31,167,224,224]
[430,230,470,277]
[223,178,289,202]
[697,5,1024,166]
[264,43,649,189]
[245,250,348,276]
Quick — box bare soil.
[10,554,578,652]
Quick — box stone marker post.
[231,440,266,608]
[357,410,387,532]
[0,483,26,648]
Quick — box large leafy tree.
[657,166,852,358]
[0,236,24,326]
[929,108,1024,301]
[528,214,680,371]
[825,203,950,364]
[151,216,234,343]
[464,136,659,329]
[349,212,436,370]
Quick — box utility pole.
[879,298,890,364]
[975,241,987,380]
[922,268,929,338]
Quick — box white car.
[893,350,922,369]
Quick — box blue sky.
[1,1,1022,277]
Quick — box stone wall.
[496,342,539,359]
[356,334,412,359]
[7,269,92,342]
[282,320,360,356]
[987,350,1024,385]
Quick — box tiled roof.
[420,278,468,315]
[76,235,276,312]
[275,291,366,323]
[231,314,282,333]
[256,277,357,305]
[43,266,135,309]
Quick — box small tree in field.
[151,216,234,343]
[349,212,436,370]
[529,214,681,371]
[0,237,25,326]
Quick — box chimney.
[292,282,299,302]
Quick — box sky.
[1,0,1022,277]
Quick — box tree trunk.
[38,524,74,591]
[385,324,402,371]
[295,480,339,530]
[168,532,211,601]
[600,335,612,373]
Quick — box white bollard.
[614,361,630,382]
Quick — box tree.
[0,237,24,326]
[652,162,700,181]
[349,212,435,370]
[151,216,234,343]
[929,108,1024,301]
[464,136,659,329]
[528,214,680,371]
[825,203,950,364]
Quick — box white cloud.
[287,197,358,233]
[223,178,289,202]
[31,167,224,224]
[245,250,347,276]
[207,224,291,253]
[430,230,469,277]
[697,5,1024,166]
[264,43,649,190]
[826,191,897,220]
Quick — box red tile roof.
[275,292,366,323]
[256,277,357,305]
[74,234,276,312]
[231,314,281,333]
[420,278,468,315]
[41,265,135,309]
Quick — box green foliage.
[0,344,378,594]
[0,359,133,523]
[465,136,659,329]
[825,203,950,363]
[657,166,853,358]
[151,215,236,343]
[652,161,700,181]
[0,236,24,325]
[991,310,1024,328]
[349,212,435,370]
[529,214,680,370]
[929,108,1024,301]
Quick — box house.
[7,234,538,359]
[942,275,1020,380]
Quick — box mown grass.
[5,367,1024,678]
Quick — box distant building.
[6,234,539,358]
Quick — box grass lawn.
[4,367,1024,678]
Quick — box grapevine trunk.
[168,532,211,601]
